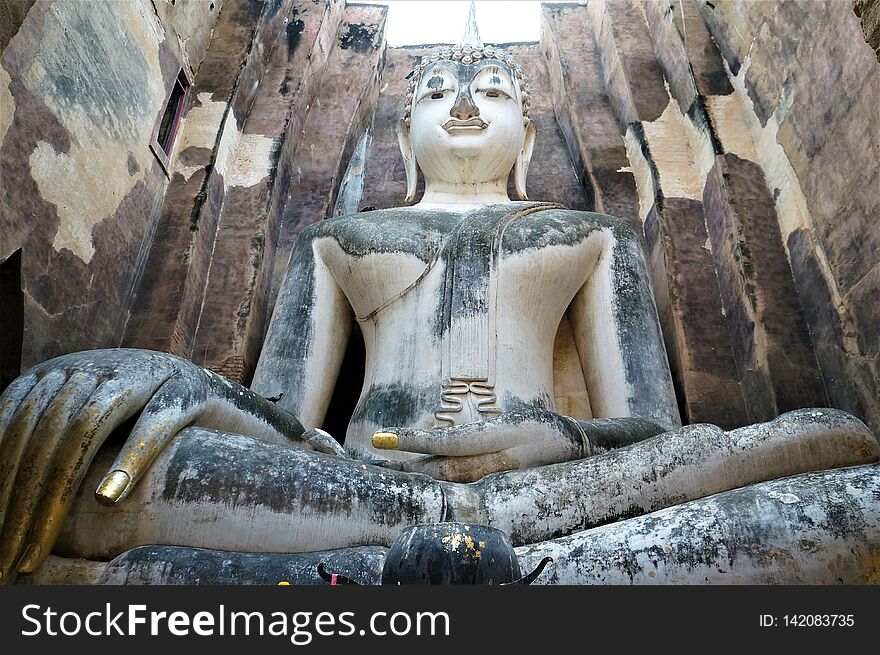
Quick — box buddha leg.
[445,408,879,545]
[37,464,880,585]
[57,426,445,560]
[55,409,876,563]
[515,463,880,584]
[18,546,387,585]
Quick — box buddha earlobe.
[397,118,419,203]
[513,118,537,200]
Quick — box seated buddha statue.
[0,25,877,585]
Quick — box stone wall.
[122,0,357,385]
[2,0,878,434]
[0,0,223,384]
[697,0,880,431]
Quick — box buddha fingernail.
[372,432,399,449]
[17,543,42,571]
[95,470,131,505]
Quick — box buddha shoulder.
[298,207,451,260]
[495,206,642,252]
[293,206,640,258]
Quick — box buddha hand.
[371,409,666,482]
[0,348,307,583]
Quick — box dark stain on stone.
[279,70,293,95]
[286,17,305,59]
[629,121,664,211]
[426,75,444,90]
[698,69,734,96]
[177,146,212,167]
[340,23,377,54]
[728,55,741,77]
[188,164,211,231]
[127,153,140,176]
[350,382,436,429]
[687,94,724,155]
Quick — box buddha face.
[398,57,536,201]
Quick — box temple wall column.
[266,6,388,316]
[190,4,386,384]
[123,0,350,384]
[698,0,880,432]
[540,5,638,220]
[565,0,748,427]
[122,0,341,358]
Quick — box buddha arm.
[251,228,354,431]
[568,222,680,431]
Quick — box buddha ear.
[397,118,418,203]
[513,117,537,200]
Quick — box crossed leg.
[48,408,877,572]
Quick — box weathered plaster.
[703,91,757,161]
[23,0,166,263]
[173,91,227,180]
[174,90,277,188]
[225,130,276,188]
[622,125,656,222]
[0,65,12,145]
[211,100,277,189]
[640,93,714,202]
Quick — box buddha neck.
[415,178,511,212]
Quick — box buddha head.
[397,43,537,203]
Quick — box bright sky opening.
[349,1,585,47]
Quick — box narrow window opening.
[150,68,191,176]
[157,70,189,155]
[0,249,24,393]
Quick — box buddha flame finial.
[461,0,483,49]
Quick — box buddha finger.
[303,428,346,457]
[0,369,68,529]
[15,373,172,575]
[96,371,207,506]
[402,451,521,483]
[372,418,523,456]
[0,373,39,441]
[0,372,99,581]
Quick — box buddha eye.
[431,92,444,100]
[485,90,500,98]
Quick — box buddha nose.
[450,91,479,120]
